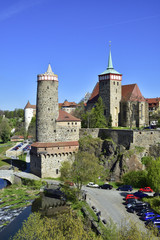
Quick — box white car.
[86,182,99,188]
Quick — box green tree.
[60,151,104,192]
[108,114,112,128]
[28,116,36,139]
[0,119,11,143]
[90,97,107,128]
[147,157,160,193]
[13,211,101,240]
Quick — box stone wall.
[36,80,59,142]
[30,143,78,178]
[80,128,160,149]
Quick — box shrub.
[122,170,147,188]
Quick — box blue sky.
[0,0,160,110]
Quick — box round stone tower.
[36,64,59,142]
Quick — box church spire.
[107,41,113,69]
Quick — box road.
[83,187,153,230]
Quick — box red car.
[125,194,139,200]
[139,187,153,192]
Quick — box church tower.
[36,64,59,142]
[99,46,122,127]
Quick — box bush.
[122,170,147,188]
[21,178,46,189]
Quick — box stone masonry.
[30,65,81,178]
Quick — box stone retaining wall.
[80,128,160,149]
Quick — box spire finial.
[109,41,111,50]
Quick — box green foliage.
[122,170,147,188]
[108,114,112,128]
[27,116,36,139]
[157,118,160,128]
[0,119,11,143]
[60,151,104,192]
[0,185,39,209]
[141,156,153,169]
[147,157,160,192]
[13,211,100,240]
[79,135,103,158]
[135,146,145,153]
[90,97,107,128]
[143,196,160,215]
[21,178,46,190]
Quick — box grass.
[0,184,41,209]
[0,141,16,167]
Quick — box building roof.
[45,64,53,75]
[87,82,99,104]
[145,98,160,104]
[99,49,121,75]
[24,101,36,109]
[121,84,146,102]
[56,109,81,122]
[146,98,160,108]
[31,141,79,148]
[61,100,77,107]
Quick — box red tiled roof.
[31,141,79,148]
[57,109,81,122]
[121,84,146,102]
[87,82,99,104]
[61,100,77,107]
[146,98,160,104]
[24,101,36,109]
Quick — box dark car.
[127,202,149,213]
[116,185,133,191]
[134,191,148,199]
[99,184,113,190]
[125,198,139,205]
[137,208,154,216]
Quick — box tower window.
[47,86,49,89]
[113,82,115,85]
[117,82,119,86]
[116,89,117,93]
[56,169,59,174]
[104,109,106,115]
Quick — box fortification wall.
[80,128,160,149]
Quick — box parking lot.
[83,186,154,230]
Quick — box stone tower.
[36,64,58,142]
[30,64,81,178]
[99,47,122,127]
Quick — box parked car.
[125,194,138,201]
[139,187,153,192]
[134,191,148,199]
[137,208,154,216]
[125,198,139,205]
[99,184,113,190]
[127,201,149,213]
[145,219,160,233]
[116,185,133,191]
[141,212,157,221]
[86,182,99,188]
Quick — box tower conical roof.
[45,64,54,75]
[99,46,120,75]
[107,49,114,69]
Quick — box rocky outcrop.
[101,140,146,181]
